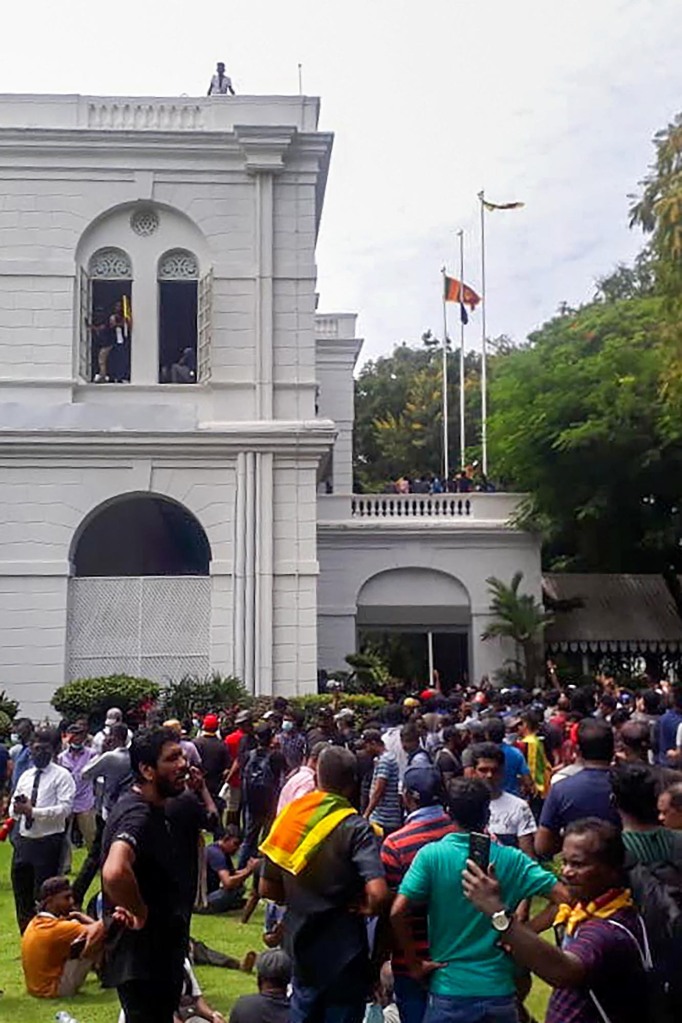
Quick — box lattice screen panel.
[67,576,211,683]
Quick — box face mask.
[32,749,52,769]
[10,733,19,745]
[281,720,294,733]
[70,743,84,752]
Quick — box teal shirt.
[398,832,556,997]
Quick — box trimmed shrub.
[289,693,386,720]
[0,709,12,737]
[0,689,19,721]
[52,675,161,728]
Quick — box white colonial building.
[0,92,541,718]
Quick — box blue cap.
[402,766,443,806]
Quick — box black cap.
[402,766,443,807]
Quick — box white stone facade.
[0,92,541,718]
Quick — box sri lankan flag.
[259,790,355,875]
[443,275,481,310]
[481,198,525,212]
[121,294,132,339]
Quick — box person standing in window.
[108,299,131,383]
[208,62,235,96]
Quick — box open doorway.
[358,628,469,691]
[158,280,198,383]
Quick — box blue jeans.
[394,974,428,1023]
[424,993,518,1023]
[291,976,366,1023]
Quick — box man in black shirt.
[101,727,189,1023]
[230,949,292,1023]
[193,714,231,815]
[260,745,387,1023]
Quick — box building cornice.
[0,420,336,460]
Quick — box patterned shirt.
[381,806,455,974]
[369,751,402,832]
[546,908,648,1023]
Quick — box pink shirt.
[276,765,316,814]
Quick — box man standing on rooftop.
[208,62,235,96]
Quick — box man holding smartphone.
[391,778,561,1023]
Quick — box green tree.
[482,573,553,688]
[488,294,682,573]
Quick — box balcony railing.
[318,492,523,525]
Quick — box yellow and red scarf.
[259,790,355,876]
[554,887,634,937]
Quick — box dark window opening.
[159,280,198,383]
[74,496,211,577]
[90,279,132,383]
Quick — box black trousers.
[12,832,65,932]
[118,975,184,1023]
[72,812,104,907]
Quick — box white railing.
[86,100,206,131]
[318,492,523,524]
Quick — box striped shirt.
[369,751,402,832]
[381,805,456,974]
[622,826,682,866]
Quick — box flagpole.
[478,190,488,477]
[441,269,449,482]
[458,229,466,470]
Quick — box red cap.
[420,688,437,702]
[202,714,219,733]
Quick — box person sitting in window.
[171,347,197,384]
[208,61,235,96]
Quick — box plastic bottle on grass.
[55,1012,80,1023]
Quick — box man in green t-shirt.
[391,778,560,1022]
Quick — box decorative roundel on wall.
[130,207,160,237]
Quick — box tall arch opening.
[67,495,212,683]
[85,247,133,383]
[356,567,471,689]
[158,249,199,384]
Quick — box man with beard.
[101,727,189,1023]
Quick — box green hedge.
[160,673,251,722]
[52,675,161,728]
[289,694,386,718]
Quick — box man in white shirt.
[471,742,537,856]
[208,61,235,96]
[11,728,76,932]
[92,707,132,755]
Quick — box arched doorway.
[67,495,212,683]
[356,567,471,689]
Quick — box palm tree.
[481,572,553,688]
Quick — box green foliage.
[488,295,682,573]
[289,693,386,720]
[342,651,391,693]
[0,689,19,721]
[0,710,12,737]
[160,672,251,722]
[354,341,483,489]
[52,675,161,727]
[482,573,552,688]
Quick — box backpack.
[243,748,276,807]
[627,857,682,1021]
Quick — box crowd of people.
[2,677,682,1023]
[383,466,497,496]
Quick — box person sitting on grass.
[229,949,292,1023]
[200,824,260,913]
[21,875,105,998]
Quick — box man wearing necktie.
[10,728,76,933]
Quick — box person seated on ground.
[229,949,292,1023]
[21,875,105,998]
[201,824,259,913]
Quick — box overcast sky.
[2,0,681,363]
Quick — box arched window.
[80,247,133,383]
[158,248,209,384]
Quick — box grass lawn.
[0,842,551,1021]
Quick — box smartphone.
[69,936,87,960]
[469,832,491,872]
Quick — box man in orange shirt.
[22,876,105,998]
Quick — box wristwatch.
[491,909,513,933]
